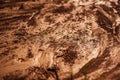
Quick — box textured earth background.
[0,0,120,80]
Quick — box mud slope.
[0,0,120,80]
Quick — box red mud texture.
[0,0,120,80]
